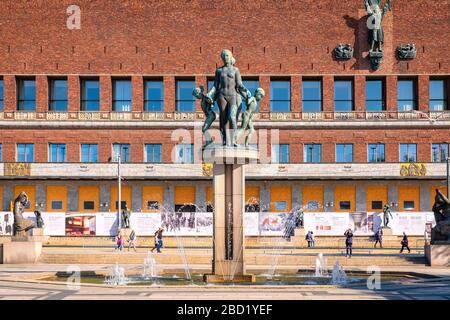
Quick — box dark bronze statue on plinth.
[13,192,35,237]
[431,189,450,243]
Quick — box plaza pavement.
[0,263,449,300]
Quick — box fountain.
[105,262,127,285]
[315,253,328,277]
[331,261,348,285]
[142,251,158,279]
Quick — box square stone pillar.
[203,146,258,283]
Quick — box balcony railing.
[2,110,450,123]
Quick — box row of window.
[0,143,448,164]
[0,76,448,113]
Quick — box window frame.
[145,143,163,163]
[48,78,68,112]
[271,144,290,164]
[112,78,132,112]
[16,143,34,163]
[144,79,164,112]
[17,77,36,111]
[0,78,4,111]
[175,143,194,164]
[112,143,131,163]
[270,79,291,112]
[431,143,449,163]
[80,144,99,163]
[429,78,448,111]
[80,78,100,111]
[175,79,196,112]
[304,144,322,163]
[334,78,354,112]
[399,143,417,163]
[49,143,67,163]
[336,143,353,163]
[397,78,418,111]
[365,77,386,112]
[302,78,323,112]
[368,143,386,163]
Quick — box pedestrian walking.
[310,231,315,248]
[151,227,164,253]
[374,228,383,248]
[127,229,137,252]
[115,232,124,251]
[306,231,312,248]
[400,232,411,253]
[344,228,354,258]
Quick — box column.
[418,75,429,112]
[386,75,397,113]
[68,185,78,212]
[322,75,334,114]
[132,75,143,113]
[291,76,302,113]
[324,185,334,212]
[132,185,142,212]
[259,76,270,113]
[196,185,207,211]
[100,75,111,112]
[3,75,16,114]
[100,185,110,212]
[164,76,175,113]
[354,75,365,113]
[68,76,80,113]
[2,185,13,211]
[163,184,174,211]
[36,75,48,113]
[356,183,367,212]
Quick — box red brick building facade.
[0,0,449,234]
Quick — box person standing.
[115,232,124,251]
[127,229,137,252]
[400,232,411,253]
[151,227,164,253]
[374,228,383,248]
[344,228,354,258]
[306,231,312,248]
[310,231,315,248]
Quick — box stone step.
[5,235,423,249]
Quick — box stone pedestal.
[1,240,42,264]
[29,228,49,242]
[382,227,397,241]
[294,228,306,237]
[203,146,258,283]
[425,244,450,266]
[120,228,133,238]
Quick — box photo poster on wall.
[367,212,436,235]
[95,212,119,236]
[65,214,96,236]
[259,212,287,235]
[348,212,369,235]
[0,212,13,235]
[130,212,162,236]
[244,211,260,236]
[22,211,66,236]
[194,212,213,236]
[303,212,349,235]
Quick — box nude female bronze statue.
[13,192,35,236]
[207,49,249,146]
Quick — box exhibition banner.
[95,212,119,236]
[259,212,287,235]
[130,212,161,236]
[303,212,350,236]
[0,212,13,235]
[244,211,260,236]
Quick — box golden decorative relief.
[202,163,213,177]
[400,163,426,177]
[4,163,31,176]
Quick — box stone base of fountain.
[381,227,397,241]
[203,273,256,283]
[1,238,42,264]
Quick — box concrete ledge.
[1,241,42,264]
[203,273,256,283]
[425,244,450,266]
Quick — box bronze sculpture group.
[194,49,265,149]
[12,192,35,237]
[431,189,450,243]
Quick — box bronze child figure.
[234,88,265,147]
[193,85,217,150]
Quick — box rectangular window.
[243,79,260,112]
[49,79,68,111]
[371,201,383,210]
[49,144,66,163]
[400,144,417,162]
[339,201,351,210]
[0,79,4,111]
[176,144,194,164]
[334,79,354,112]
[366,78,385,111]
[112,79,132,112]
[51,201,63,210]
[304,144,321,163]
[368,144,385,163]
[17,78,36,111]
[429,79,448,111]
[270,80,290,112]
[115,201,128,210]
[176,80,195,112]
[17,144,34,162]
[336,144,353,163]
[271,144,290,164]
[81,144,98,163]
[403,201,415,210]
[83,201,95,210]
[145,144,162,163]
[302,79,322,112]
[81,79,100,111]
[398,79,417,111]
[147,201,159,210]
[144,80,164,112]
[112,144,131,163]
[432,143,449,163]
[0,144,2,162]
